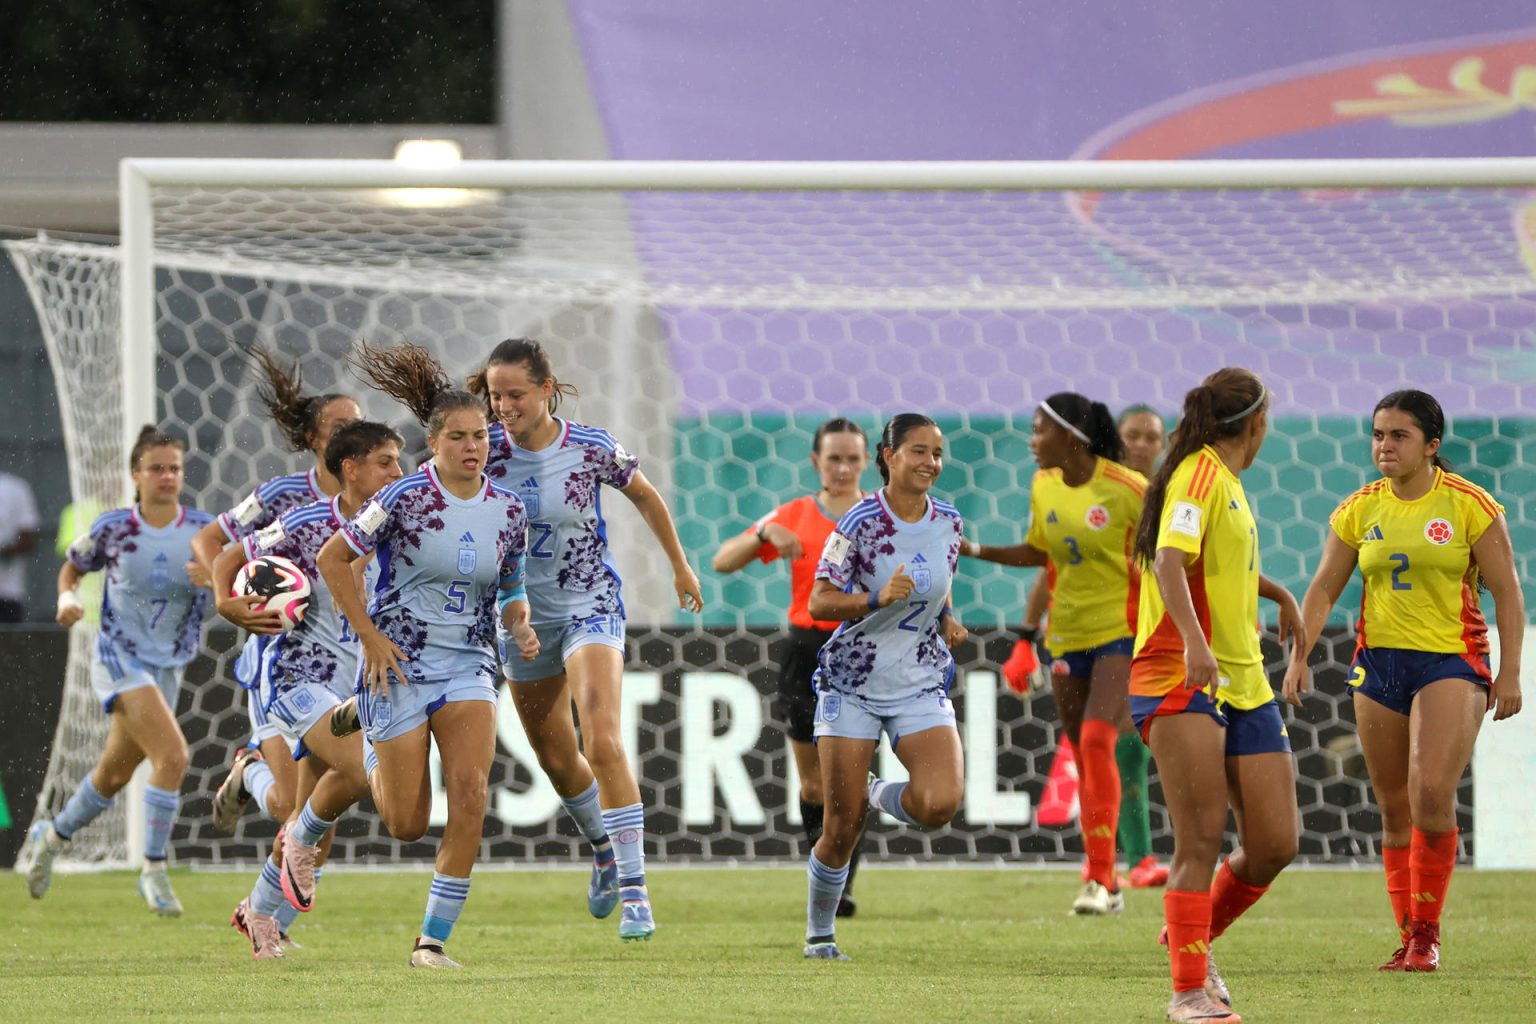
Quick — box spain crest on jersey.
[519,476,540,518]
[458,531,478,575]
[150,553,170,593]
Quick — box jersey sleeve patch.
[1169,501,1203,538]
[254,521,286,552]
[355,500,387,535]
[231,492,263,527]
[821,532,851,567]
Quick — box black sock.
[800,799,825,852]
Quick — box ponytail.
[244,343,352,452]
[352,340,484,438]
[1039,392,1125,463]
[1132,368,1266,566]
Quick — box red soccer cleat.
[1402,921,1440,972]
[1128,855,1170,888]
[1378,942,1409,972]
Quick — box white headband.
[1038,400,1090,444]
[1219,389,1268,424]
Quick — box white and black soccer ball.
[232,555,311,633]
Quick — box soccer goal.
[9,157,1536,870]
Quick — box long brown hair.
[465,338,579,415]
[351,340,484,438]
[244,343,352,452]
[1132,368,1267,566]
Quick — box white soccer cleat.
[803,940,852,961]
[138,866,184,917]
[1071,879,1125,916]
[212,746,262,835]
[409,940,462,969]
[1205,947,1231,1006]
[1166,990,1241,1023]
[23,820,65,899]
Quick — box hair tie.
[1038,400,1090,444]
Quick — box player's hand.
[185,560,212,589]
[360,627,410,696]
[510,619,540,662]
[55,591,84,628]
[217,594,286,634]
[760,523,804,561]
[1183,640,1220,696]
[1273,593,1303,649]
[1002,635,1045,695]
[1280,654,1311,707]
[1489,667,1523,721]
[674,565,704,613]
[878,564,915,607]
[942,613,968,650]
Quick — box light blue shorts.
[238,636,286,745]
[358,673,498,742]
[813,689,957,748]
[90,646,182,715]
[501,614,626,683]
[267,681,348,759]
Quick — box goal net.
[9,159,1535,870]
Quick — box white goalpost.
[10,156,1536,871]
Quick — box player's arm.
[317,530,409,694]
[621,470,704,612]
[1280,532,1357,705]
[55,559,86,627]
[1151,546,1219,695]
[190,517,234,577]
[959,536,1048,568]
[939,592,967,650]
[1472,515,1524,721]
[210,541,284,634]
[807,566,914,621]
[497,550,539,662]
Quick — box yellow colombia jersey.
[1026,458,1145,657]
[1131,446,1269,710]
[1329,469,1502,655]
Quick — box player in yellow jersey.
[962,392,1145,915]
[1282,390,1523,975]
[1129,368,1302,1024]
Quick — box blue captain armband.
[497,578,528,612]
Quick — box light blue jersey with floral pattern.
[341,463,528,685]
[486,418,637,627]
[812,491,963,708]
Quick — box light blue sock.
[560,781,608,844]
[293,800,334,847]
[273,868,319,933]
[806,851,849,941]
[54,775,114,840]
[600,803,646,887]
[143,784,179,861]
[250,856,285,916]
[869,776,920,826]
[421,872,471,944]
[244,758,277,820]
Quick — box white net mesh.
[10,168,1536,868]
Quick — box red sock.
[1208,858,1269,940]
[1164,890,1212,993]
[1410,827,1458,926]
[1077,719,1121,888]
[1382,845,1410,940]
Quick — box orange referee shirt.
[747,494,845,631]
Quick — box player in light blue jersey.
[213,420,404,959]
[190,347,361,948]
[24,427,213,916]
[363,339,705,942]
[800,414,968,961]
[318,359,539,969]
[194,346,360,864]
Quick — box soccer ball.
[232,555,311,632]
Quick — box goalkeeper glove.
[1002,626,1047,695]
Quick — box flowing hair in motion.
[351,340,483,437]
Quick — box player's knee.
[582,732,628,775]
[908,788,962,828]
[267,792,295,823]
[444,771,489,817]
[154,740,190,780]
[390,813,430,842]
[800,779,824,805]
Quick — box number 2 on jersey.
[897,599,929,631]
[529,522,555,559]
[1389,552,1411,590]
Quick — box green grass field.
[3,867,1531,1023]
